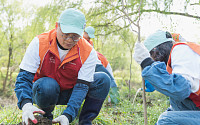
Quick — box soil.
[17,115,52,125]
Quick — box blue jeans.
[156,98,200,125]
[32,77,73,108]
[32,72,110,123]
[157,111,200,125]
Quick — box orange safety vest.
[167,42,200,108]
[97,51,109,68]
[171,33,180,42]
[83,36,94,46]
[88,40,94,46]
[33,29,93,91]
[82,36,109,68]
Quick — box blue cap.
[58,8,86,37]
[85,26,95,38]
[144,30,175,52]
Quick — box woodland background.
[0,0,199,124]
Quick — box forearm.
[142,61,191,101]
[14,69,35,109]
[63,82,89,122]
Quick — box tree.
[0,0,23,92]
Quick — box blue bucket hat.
[85,26,95,38]
[58,8,86,37]
[144,30,175,52]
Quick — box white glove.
[133,42,150,64]
[22,103,45,125]
[52,115,69,125]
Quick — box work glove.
[109,87,120,104]
[141,80,155,92]
[52,115,69,125]
[22,103,45,125]
[133,42,150,65]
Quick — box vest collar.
[48,29,79,65]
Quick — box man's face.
[83,32,90,42]
[56,24,81,49]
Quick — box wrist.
[141,57,154,69]
[21,99,32,109]
[62,113,72,123]
[22,102,32,111]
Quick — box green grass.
[0,88,169,125]
[0,72,169,125]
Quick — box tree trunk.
[3,45,12,92]
[128,51,133,100]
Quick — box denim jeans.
[155,98,200,125]
[157,111,200,125]
[32,77,74,107]
[95,64,117,88]
[32,71,110,123]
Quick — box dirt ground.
[0,97,53,125]
[0,96,53,125]
[0,95,17,109]
[17,115,52,125]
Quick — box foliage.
[0,0,199,124]
[0,0,199,92]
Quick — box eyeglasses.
[62,34,81,42]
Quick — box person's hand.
[52,115,69,125]
[22,103,45,125]
[133,42,150,64]
[145,80,155,92]
[109,87,120,104]
[141,80,155,92]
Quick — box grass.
[0,71,169,125]
[0,87,169,125]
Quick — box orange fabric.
[195,83,200,95]
[60,45,79,68]
[167,42,200,74]
[34,28,93,90]
[37,29,58,63]
[97,51,109,68]
[83,36,94,46]
[77,38,93,64]
[166,42,200,96]
[171,33,180,42]
[37,28,93,72]
[88,40,94,46]
[82,36,109,67]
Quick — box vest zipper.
[39,49,50,74]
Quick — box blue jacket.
[142,60,200,111]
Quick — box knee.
[89,72,111,99]
[157,111,175,125]
[33,77,60,95]
[33,77,60,107]
[95,72,110,91]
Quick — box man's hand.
[52,115,69,125]
[133,42,150,65]
[22,103,45,125]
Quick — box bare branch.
[137,0,142,42]
[190,3,200,6]
[142,9,200,19]
[95,24,131,36]
[121,0,138,27]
